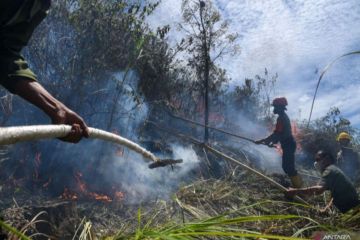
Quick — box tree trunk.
[200,2,210,143]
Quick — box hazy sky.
[147,0,360,126]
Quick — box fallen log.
[0,125,182,168]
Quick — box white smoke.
[101,144,200,203]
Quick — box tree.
[179,0,239,142]
[1,0,165,193]
[298,107,359,159]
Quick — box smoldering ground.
[1,70,202,203]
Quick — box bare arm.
[320,197,333,213]
[286,185,326,197]
[12,78,89,143]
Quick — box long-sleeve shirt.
[264,112,294,146]
[336,147,360,183]
[321,164,360,213]
[1,0,50,50]
[0,0,50,91]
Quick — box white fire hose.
[0,125,182,168]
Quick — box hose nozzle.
[148,159,183,169]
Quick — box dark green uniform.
[0,0,50,92]
[336,147,360,183]
[321,164,360,213]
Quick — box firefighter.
[255,97,303,188]
[287,150,360,213]
[336,132,360,184]
[0,0,88,142]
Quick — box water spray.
[0,125,182,169]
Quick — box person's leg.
[282,143,302,188]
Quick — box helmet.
[337,132,351,141]
[272,97,288,107]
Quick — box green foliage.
[103,175,360,239]
[0,220,31,240]
[298,107,360,156]
[23,0,163,128]
[2,0,165,189]
[178,0,239,91]
[109,212,311,240]
[226,68,278,123]
[314,107,351,134]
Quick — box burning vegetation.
[1,0,360,240]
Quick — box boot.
[290,175,303,188]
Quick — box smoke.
[241,143,283,174]
[171,144,200,176]
[64,71,200,202]
[1,64,203,202]
[217,101,285,174]
[100,144,200,203]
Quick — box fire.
[33,152,42,180]
[61,188,78,200]
[291,121,302,152]
[116,147,124,157]
[209,113,225,126]
[275,145,283,155]
[42,177,52,188]
[74,172,87,192]
[88,192,112,203]
[114,191,125,201]
[111,129,125,157]
[60,172,124,203]
[267,121,303,156]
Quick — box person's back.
[321,164,360,213]
[276,112,294,145]
[336,132,360,184]
[337,147,360,183]
[287,151,360,214]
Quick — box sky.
[147,0,360,127]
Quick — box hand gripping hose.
[0,125,182,169]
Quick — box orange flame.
[88,192,112,203]
[114,191,125,201]
[275,145,283,155]
[75,172,87,192]
[61,188,78,200]
[268,122,302,156]
[291,121,302,152]
[60,172,124,203]
[42,177,52,188]
[116,147,124,157]
[33,152,42,180]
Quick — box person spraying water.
[255,97,303,188]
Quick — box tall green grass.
[107,206,327,240]
[0,220,31,240]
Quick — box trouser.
[281,140,297,177]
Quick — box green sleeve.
[321,168,335,190]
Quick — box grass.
[108,211,309,239]
[0,219,31,240]
[2,167,359,239]
[101,169,360,240]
